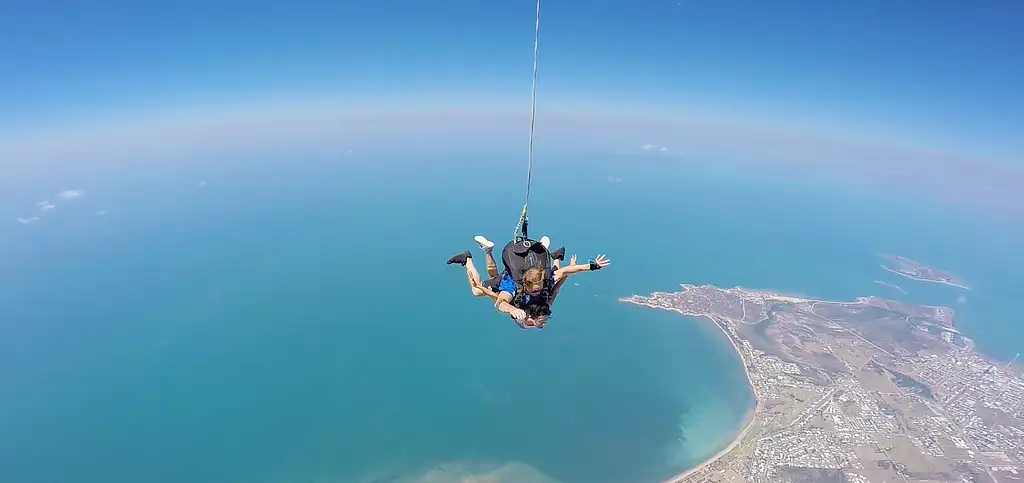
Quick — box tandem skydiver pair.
[447,235,611,329]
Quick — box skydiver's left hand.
[590,254,611,270]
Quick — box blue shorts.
[497,273,517,294]
[494,272,555,295]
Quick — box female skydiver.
[447,235,611,328]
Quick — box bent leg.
[474,236,499,278]
[484,249,499,278]
[465,258,488,297]
[450,250,492,298]
[550,246,565,269]
[539,236,565,270]
[467,260,503,304]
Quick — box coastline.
[665,396,758,483]
[626,299,762,483]
[879,265,970,290]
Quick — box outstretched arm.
[554,254,610,284]
[494,291,527,321]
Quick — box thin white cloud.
[37,201,56,211]
[639,144,669,152]
[607,176,623,183]
[94,210,108,216]
[56,189,85,200]
[17,216,40,224]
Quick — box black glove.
[589,260,602,271]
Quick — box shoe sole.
[474,236,495,249]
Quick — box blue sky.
[1,0,1022,162]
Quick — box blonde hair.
[522,267,546,293]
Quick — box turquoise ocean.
[0,150,1020,483]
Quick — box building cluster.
[910,351,1024,461]
[745,376,901,481]
[720,326,1024,481]
[750,429,860,480]
[738,339,823,402]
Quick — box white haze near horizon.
[1,97,1021,220]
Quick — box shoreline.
[879,265,970,290]
[665,396,758,483]
[664,313,759,483]
[626,298,761,483]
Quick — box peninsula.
[622,284,1021,483]
[880,254,970,290]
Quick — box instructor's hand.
[509,307,528,321]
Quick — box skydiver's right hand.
[509,307,528,321]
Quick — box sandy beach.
[664,401,758,483]
[653,309,762,483]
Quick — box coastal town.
[621,259,1021,483]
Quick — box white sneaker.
[539,236,551,249]
[474,235,495,251]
